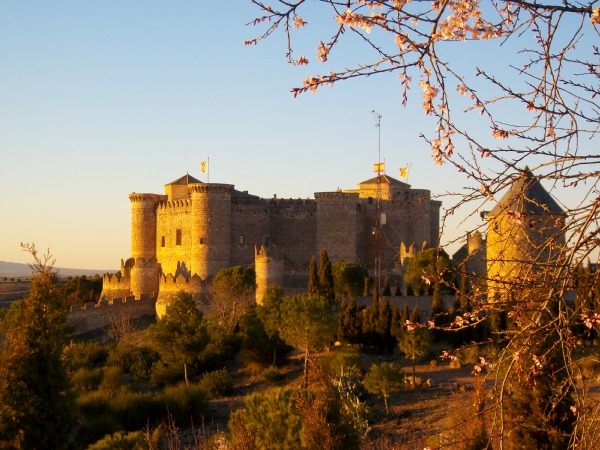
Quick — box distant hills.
[0,261,116,279]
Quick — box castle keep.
[100,173,442,311]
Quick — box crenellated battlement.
[129,193,166,203]
[67,295,157,335]
[315,191,359,202]
[157,198,192,210]
[189,183,234,195]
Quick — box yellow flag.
[399,166,409,179]
[200,160,208,173]
[373,162,385,173]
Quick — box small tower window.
[238,234,245,246]
[161,236,165,247]
[176,229,182,245]
[200,237,204,245]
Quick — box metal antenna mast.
[373,111,382,298]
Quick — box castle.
[451,168,565,298]
[66,167,564,334]
[99,173,442,314]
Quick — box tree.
[318,249,335,300]
[363,362,404,415]
[149,291,209,385]
[332,262,368,300]
[0,244,75,449]
[308,255,319,295]
[398,327,431,386]
[403,248,453,297]
[279,294,337,387]
[247,1,599,445]
[256,285,288,366]
[229,387,303,450]
[209,265,256,334]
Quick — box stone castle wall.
[67,296,157,335]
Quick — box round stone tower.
[486,169,565,300]
[190,184,233,279]
[255,245,284,305]
[315,191,359,263]
[129,193,164,299]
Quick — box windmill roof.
[165,174,202,186]
[488,169,563,216]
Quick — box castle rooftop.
[488,168,564,217]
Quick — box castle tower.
[129,193,164,299]
[315,191,359,263]
[190,184,233,279]
[254,245,284,305]
[486,169,565,300]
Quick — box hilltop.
[0,261,116,279]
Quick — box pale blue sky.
[1,1,594,270]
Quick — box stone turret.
[255,245,284,305]
[190,184,234,279]
[315,191,359,263]
[486,169,565,300]
[129,193,164,298]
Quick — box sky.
[1,1,596,270]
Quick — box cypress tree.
[377,297,392,353]
[363,277,370,297]
[390,301,402,341]
[337,297,348,343]
[394,278,401,296]
[382,276,391,296]
[410,305,421,324]
[308,255,319,295]
[318,249,335,300]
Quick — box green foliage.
[62,274,103,307]
[253,287,290,366]
[308,255,319,295]
[332,262,368,299]
[0,246,75,449]
[210,266,256,334]
[279,294,337,386]
[403,247,453,296]
[229,387,303,450]
[85,430,145,450]
[262,366,283,384]
[107,343,159,382]
[198,368,233,399]
[63,341,110,373]
[149,291,209,385]
[321,347,362,376]
[318,249,335,300]
[337,297,362,345]
[363,362,404,414]
[71,367,104,394]
[212,265,256,297]
[398,327,432,383]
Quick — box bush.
[107,343,159,382]
[262,366,283,384]
[161,382,207,423]
[150,360,184,387]
[199,368,233,399]
[100,366,124,392]
[71,367,104,394]
[321,348,362,376]
[85,430,145,450]
[63,341,110,372]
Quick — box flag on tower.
[373,162,385,173]
[399,166,409,179]
[200,160,208,173]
